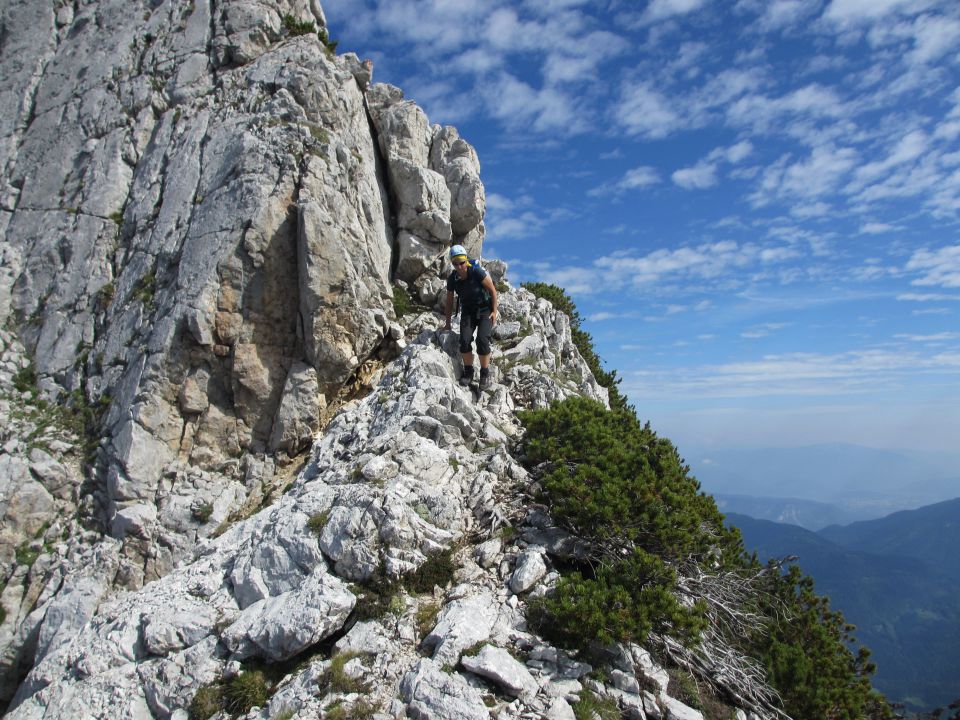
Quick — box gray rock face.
[509,548,548,594]
[0,0,490,615]
[460,644,539,698]
[366,84,486,282]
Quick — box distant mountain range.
[727,499,960,712]
[714,493,864,530]
[689,443,960,524]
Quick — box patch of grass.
[12,363,37,395]
[392,285,414,318]
[134,270,156,308]
[325,698,377,720]
[415,600,440,639]
[319,651,371,695]
[224,669,270,714]
[668,667,702,710]
[307,124,329,143]
[188,684,223,720]
[282,13,315,36]
[351,572,402,623]
[15,543,40,568]
[191,502,214,523]
[307,510,330,536]
[406,548,456,594]
[109,210,124,225]
[317,27,338,56]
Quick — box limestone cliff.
[0,1,769,719]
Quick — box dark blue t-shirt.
[447,261,491,311]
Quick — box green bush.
[520,397,737,563]
[15,542,41,568]
[571,689,620,720]
[517,281,892,720]
[134,270,156,308]
[191,502,214,523]
[325,699,377,720]
[521,396,736,650]
[750,564,892,720]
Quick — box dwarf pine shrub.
[520,396,737,648]
[519,392,891,718]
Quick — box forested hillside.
[730,512,960,711]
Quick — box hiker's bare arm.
[482,276,499,325]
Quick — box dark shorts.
[459,308,492,355]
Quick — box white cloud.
[672,161,719,189]
[860,222,899,234]
[616,82,683,139]
[620,166,662,189]
[909,14,960,64]
[529,239,801,297]
[823,0,918,24]
[643,0,710,23]
[624,348,960,399]
[741,322,790,338]
[906,245,960,288]
[482,72,583,134]
[846,129,929,193]
[588,166,661,196]
[751,145,859,207]
[897,292,960,302]
[723,140,754,164]
[895,332,960,342]
[755,0,820,31]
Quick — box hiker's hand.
[490,309,498,326]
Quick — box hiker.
[443,244,499,390]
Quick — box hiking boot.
[459,365,474,386]
[479,368,491,390]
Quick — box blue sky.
[323,0,960,456]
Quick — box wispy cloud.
[589,165,661,196]
[741,322,791,339]
[486,192,573,241]
[822,0,918,25]
[906,245,960,288]
[642,0,711,24]
[624,348,960,399]
[616,81,684,139]
[672,161,718,189]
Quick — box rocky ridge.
[0,0,489,705]
[1,0,486,594]
[5,285,750,720]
